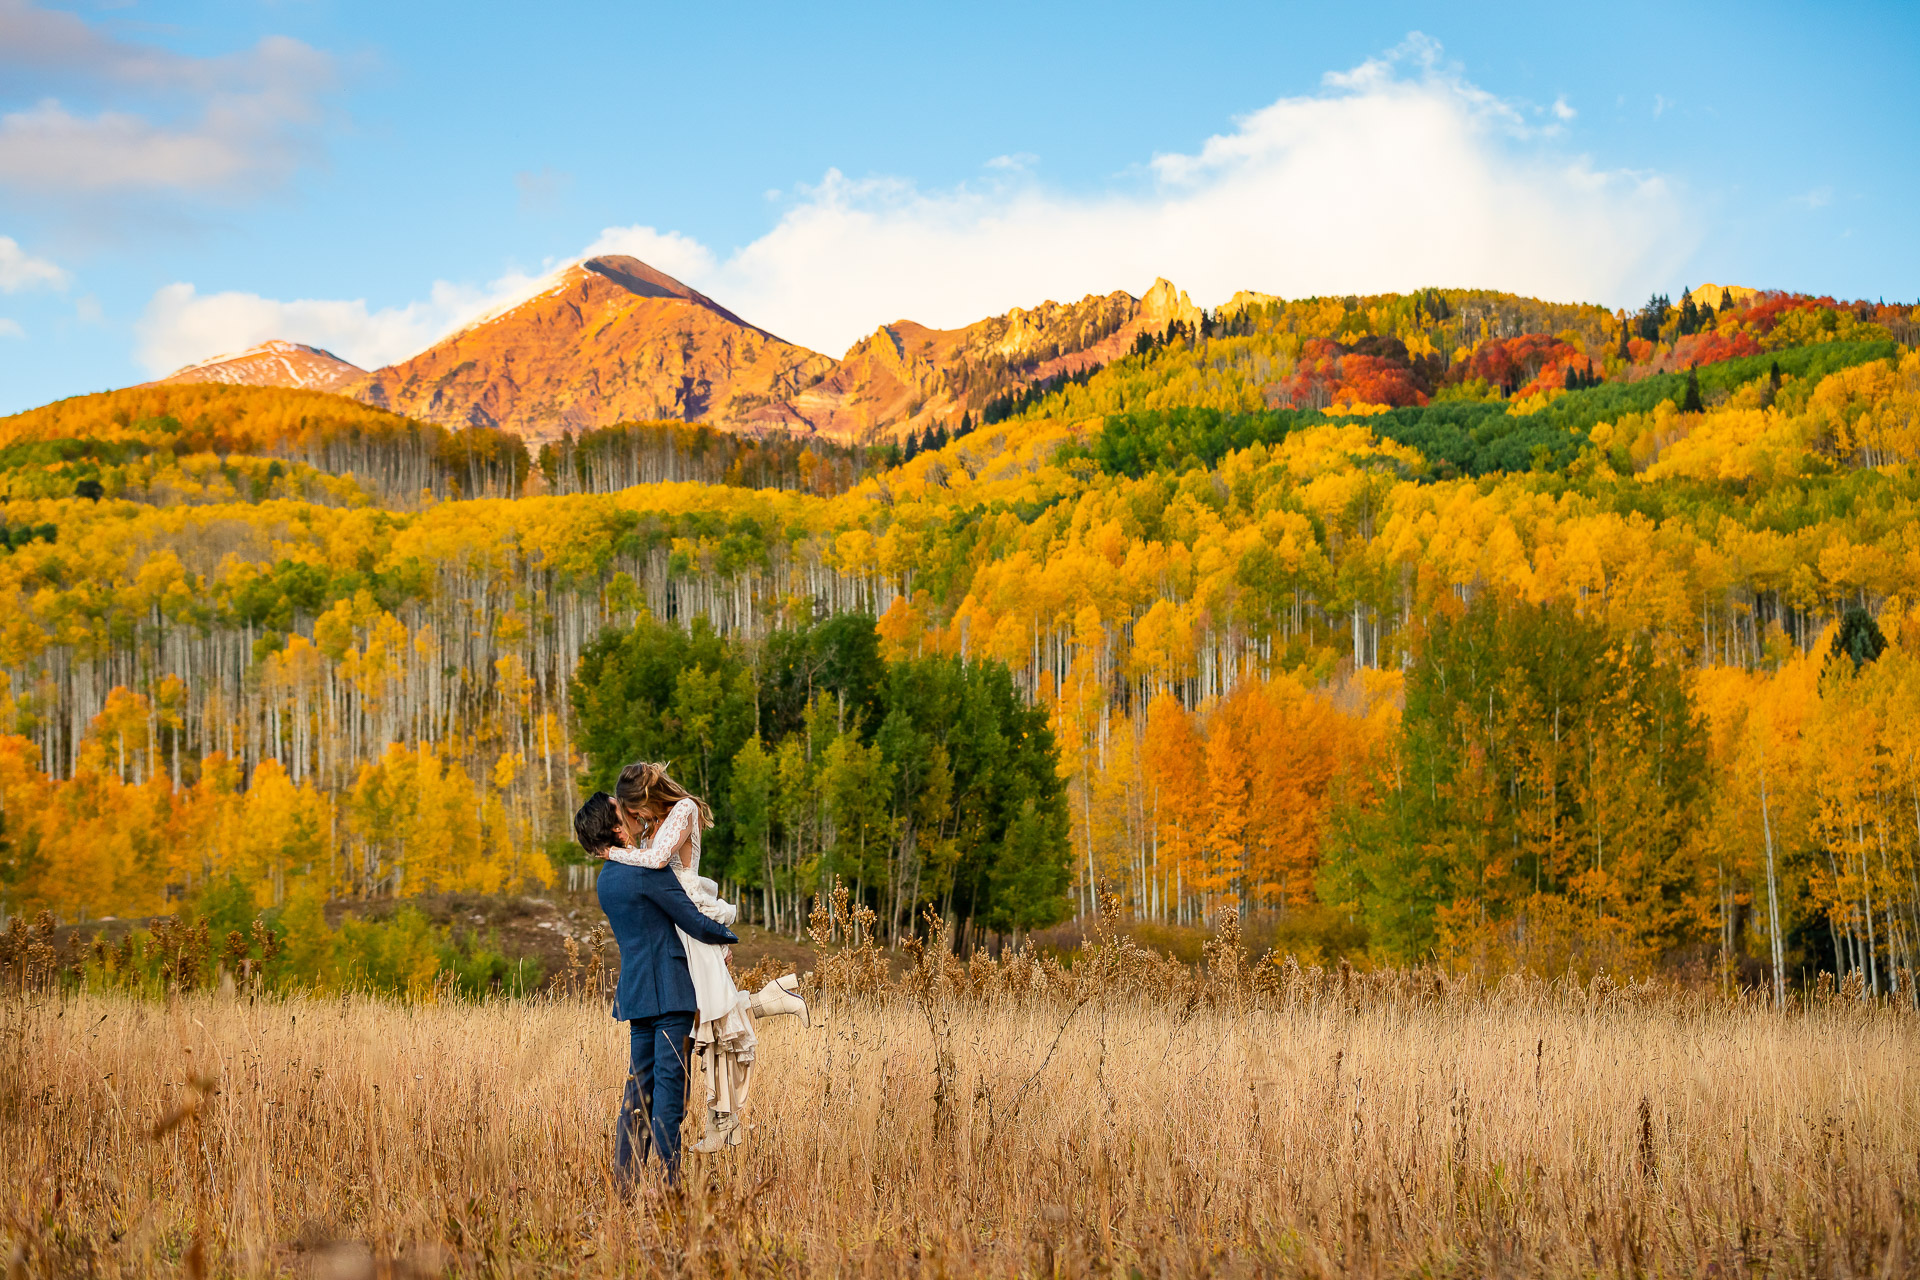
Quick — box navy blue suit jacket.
[597,860,738,1021]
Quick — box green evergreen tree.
[570,612,759,872]
[1830,605,1887,670]
[728,735,776,899]
[1682,365,1703,413]
[1638,294,1672,343]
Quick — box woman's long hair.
[615,761,713,837]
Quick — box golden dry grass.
[5,967,1918,1279]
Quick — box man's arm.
[643,870,739,946]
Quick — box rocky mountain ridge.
[767,277,1202,440]
[151,258,1209,446]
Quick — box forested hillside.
[3,283,1917,991]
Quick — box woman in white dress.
[605,761,806,1152]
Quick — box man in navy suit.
[575,792,737,1188]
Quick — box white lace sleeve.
[603,841,672,869]
[653,797,701,872]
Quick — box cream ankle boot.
[748,973,809,1026]
[692,1108,741,1153]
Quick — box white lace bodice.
[658,796,702,874]
[604,797,702,872]
[603,797,734,924]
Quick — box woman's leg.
[748,973,808,1024]
[691,1041,749,1153]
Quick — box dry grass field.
[5,925,1918,1279]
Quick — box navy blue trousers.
[615,1011,696,1187]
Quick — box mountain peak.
[349,256,833,443]
[447,255,775,347]
[1140,278,1201,329]
[579,254,698,300]
[579,254,769,336]
[156,340,366,393]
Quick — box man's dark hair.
[574,791,621,856]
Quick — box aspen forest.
[4,285,1919,996]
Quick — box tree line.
[534,420,885,498]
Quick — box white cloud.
[0,0,223,89]
[1552,95,1576,121]
[680,34,1689,354]
[0,317,24,338]
[0,3,334,199]
[135,34,1693,372]
[0,234,66,291]
[1,100,257,192]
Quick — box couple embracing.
[573,761,807,1187]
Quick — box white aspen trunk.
[1761,768,1785,1010]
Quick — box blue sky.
[1,0,1916,415]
